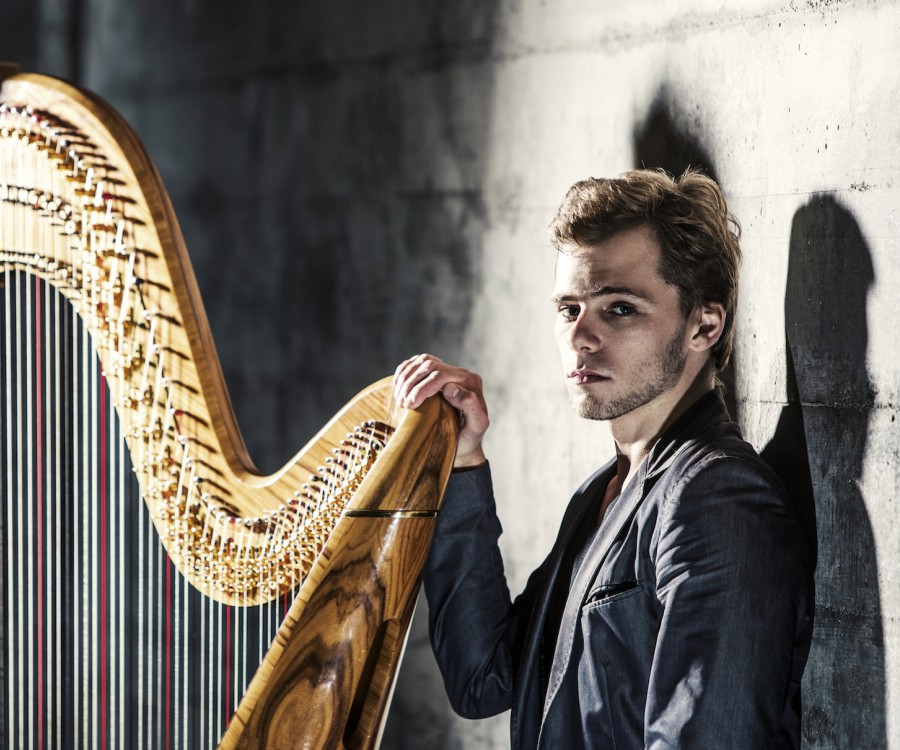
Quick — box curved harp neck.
[1,69,459,750]
[1,73,439,607]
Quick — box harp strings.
[0,109,280,749]
[0,275,397,750]
[1,271,314,748]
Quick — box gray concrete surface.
[3,1,898,747]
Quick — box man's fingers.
[441,383,489,432]
[440,382,490,467]
[441,382,476,411]
[393,354,454,408]
[404,369,445,408]
[393,354,438,403]
[394,353,436,388]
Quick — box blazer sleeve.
[646,454,813,749]
[423,463,546,719]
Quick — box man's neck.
[608,368,717,493]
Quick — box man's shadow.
[763,195,885,747]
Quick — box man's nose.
[568,313,601,353]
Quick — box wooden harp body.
[0,68,457,749]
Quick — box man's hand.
[393,354,489,468]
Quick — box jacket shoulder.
[666,420,787,499]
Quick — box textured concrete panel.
[68,2,500,474]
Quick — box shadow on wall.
[768,195,884,748]
[633,87,719,184]
[632,87,740,422]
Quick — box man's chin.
[569,392,612,421]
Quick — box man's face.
[552,224,691,421]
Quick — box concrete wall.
[4,1,898,747]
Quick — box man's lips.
[567,369,608,385]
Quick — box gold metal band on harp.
[343,508,440,518]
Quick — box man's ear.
[688,302,726,354]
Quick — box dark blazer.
[423,390,814,749]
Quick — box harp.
[0,66,458,749]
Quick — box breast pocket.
[579,579,656,747]
[582,578,654,660]
[583,579,643,609]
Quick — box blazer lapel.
[511,461,615,749]
[541,458,651,715]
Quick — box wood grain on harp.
[0,69,458,749]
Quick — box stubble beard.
[570,323,688,421]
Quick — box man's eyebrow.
[551,285,650,304]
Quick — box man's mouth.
[568,369,608,385]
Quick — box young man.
[393,170,813,749]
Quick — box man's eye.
[558,305,580,320]
[609,303,636,317]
